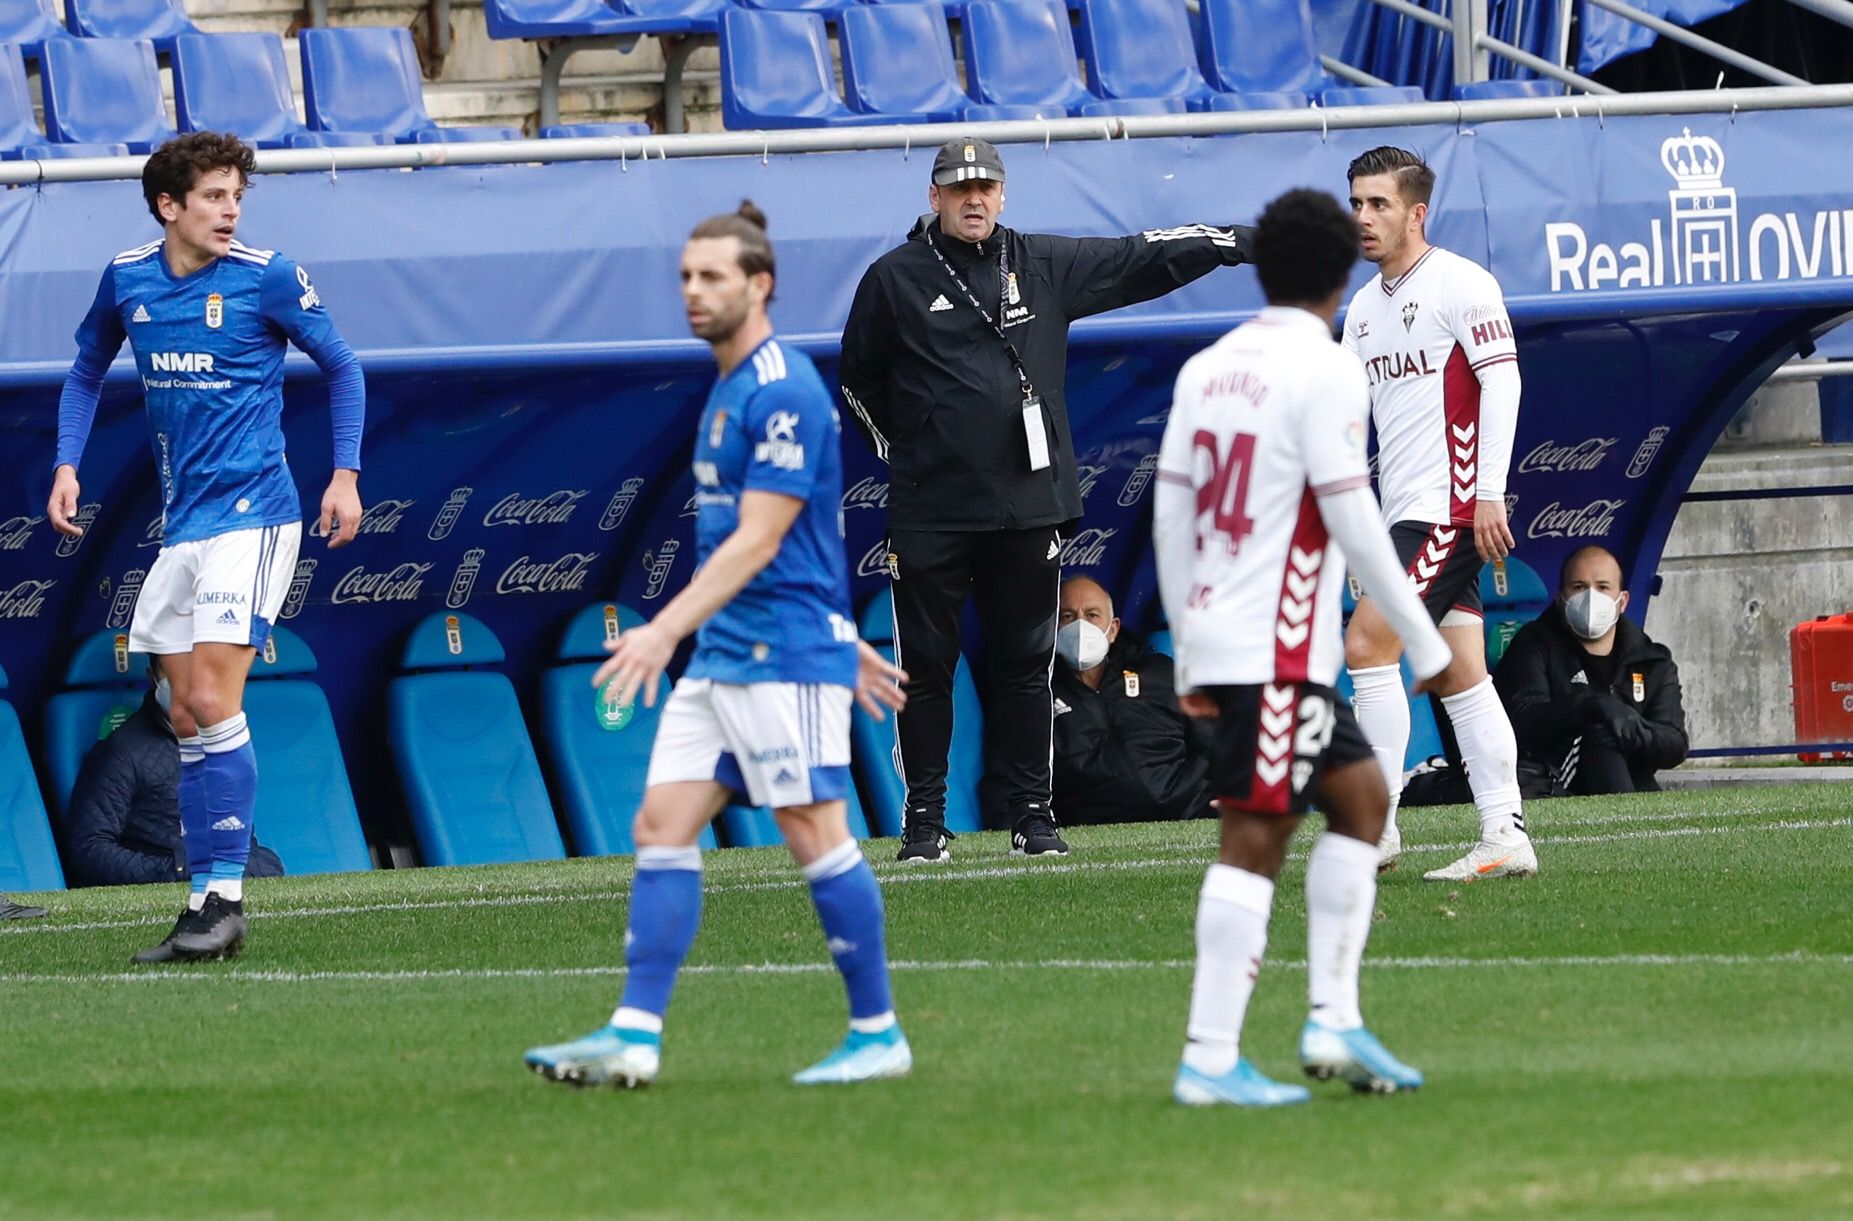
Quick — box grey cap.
[931,137,1006,186]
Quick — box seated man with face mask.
[64,658,285,887]
[1051,576,1216,825]
[1493,545,1688,795]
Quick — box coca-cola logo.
[856,540,891,579]
[1060,527,1117,568]
[841,476,889,511]
[331,562,432,605]
[1517,438,1618,474]
[312,498,415,537]
[1527,499,1625,540]
[1076,464,1109,503]
[483,490,587,528]
[680,495,699,519]
[0,578,54,619]
[496,552,598,596]
[0,515,42,551]
[138,515,165,548]
[1627,426,1669,479]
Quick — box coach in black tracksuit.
[839,137,1255,861]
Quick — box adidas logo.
[216,608,240,625]
[1046,539,1059,561]
[211,815,245,832]
[774,766,799,787]
[929,294,954,312]
[130,304,151,323]
[1571,669,1588,684]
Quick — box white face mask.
[1564,589,1620,640]
[1056,620,1110,670]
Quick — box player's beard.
[690,293,751,345]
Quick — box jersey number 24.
[1192,429,1256,554]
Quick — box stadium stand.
[542,602,716,857]
[0,659,64,893]
[39,37,177,152]
[300,26,520,143]
[0,44,40,155]
[17,140,129,157]
[718,7,916,129]
[852,589,985,838]
[839,3,972,123]
[173,32,386,149]
[0,0,72,60]
[1196,0,1328,96]
[958,0,1096,117]
[389,612,566,867]
[244,627,373,875]
[63,0,199,53]
[1075,0,1221,111]
[43,631,150,817]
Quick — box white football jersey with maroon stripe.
[1156,307,1373,691]
[1342,245,1518,527]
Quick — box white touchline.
[5,815,1847,939]
[0,951,1848,986]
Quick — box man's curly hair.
[141,132,257,224]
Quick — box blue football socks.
[803,839,895,1028]
[177,734,209,908]
[198,713,255,903]
[615,845,704,1022]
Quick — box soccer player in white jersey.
[524,203,914,1089]
[1155,188,1452,1107]
[50,133,365,962]
[1341,146,1538,881]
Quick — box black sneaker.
[1,898,49,921]
[132,904,207,964]
[170,894,248,962]
[1011,815,1069,858]
[896,822,953,864]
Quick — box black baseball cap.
[932,137,1006,186]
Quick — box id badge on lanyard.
[1022,394,1050,471]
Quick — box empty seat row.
[0,27,524,159]
[0,0,195,58]
[717,0,1425,132]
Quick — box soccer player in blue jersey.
[524,202,913,1089]
[49,133,365,963]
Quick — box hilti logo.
[1470,318,1513,346]
[1411,527,1457,596]
[1451,423,1478,503]
[1255,685,1294,789]
[1275,546,1322,652]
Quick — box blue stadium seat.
[43,630,150,816]
[389,612,566,867]
[0,0,74,59]
[735,0,858,15]
[1206,90,1309,111]
[0,660,65,892]
[1320,85,1426,107]
[1197,0,1326,96]
[1146,629,1173,657]
[840,4,970,123]
[0,44,41,155]
[173,33,316,149]
[541,121,652,138]
[39,37,177,153]
[1480,555,1549,609]
[1075,0,1218,112]
[541,602,717,857]
[851,588,984,838]
[487,0,668,38]
[64,0,198,53]
[719,8,916,129]
[1078,96,1186,117]
[18,140,129,157]
[962,102,1063,121]
[1453,78,1563,100]
[243,627,372,875]
[960,0,1092,116]
[300,26,521,144]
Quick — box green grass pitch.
[3,783,1851,1218]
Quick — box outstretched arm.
[1053,224,1255,320]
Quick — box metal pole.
[1768,360,1853,382]
[1369,0,1453,32]
[6,84,1853,183]
[1454,0,1490,86]
[1584,0,1812,86]
[308,0,328,27]
[1781,0,1853,32]
[1320,55,1395,87]
[1556,0,1575,68]
[1477,34,1620,93]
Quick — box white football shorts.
[645,677,853,809]
[129,522,302,654]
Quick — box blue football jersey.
[683,338,858,689]
[73,238,348,545]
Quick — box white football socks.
[1348,664,1409,837]
[1440,677,1527,841]
[1305,832,1379,1031]
[1182,864,1275,1077]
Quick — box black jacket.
[1494,603,1689,782]
[839,215,1254,531]
[64,693,285,887]
[1052,636,1215,825]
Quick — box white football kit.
[1342,245,1520,528]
